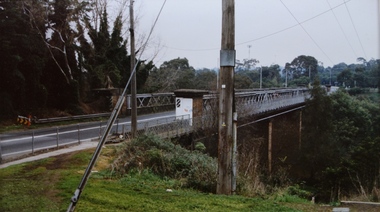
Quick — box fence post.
[77,124,81,144]
[32,130,35,154]
[99,122,102,139]
[56,127,59,149]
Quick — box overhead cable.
[326,0,358,58]
[343,0,367,58]
[280,0,334,64]
[164,0,352,53]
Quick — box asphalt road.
[0,111,176,161]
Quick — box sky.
[123,0,379,69]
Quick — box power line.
[280,0,334,64]
[343,0,367,58]
[238,0,352,46]
[326,0,358,58]
[163,1,352,53]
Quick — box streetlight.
[247,45,252,59]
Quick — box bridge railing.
[203,88,310,117]
[237,88,310,116]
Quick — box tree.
[300,78,334,182]
[235,72,255,89]
[284,55,318,81]
[262,65,281,87]
[0,1,48,118]
[337,69,353,87]
[235,58,259,71]
[145,58,195,92]
[194,68,217,90]
[37,0,91,111]
[321,90,379,200]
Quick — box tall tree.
[194,68,217,90]
[38,0,90,110]
[337,69,353,87]
[284,55,318,81]
[0,0,48,118]
[145,58,195,92]
[262,65,281,87]
[300,78,334,181]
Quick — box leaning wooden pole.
[217,0,235,195]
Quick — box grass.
[0,144,331,212]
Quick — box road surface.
[0,111,176,161]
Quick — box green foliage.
[0,1,48,117]
[194,68,217,90]
[300,78,334,181]
[145,58,196,92]
[195,142,206,152]
[337,69,353,87]
[299,83,380,202]
[284,55,318,80]
[113,134,217,193]
[235,64,282,89]
[287,185,313,200]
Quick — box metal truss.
[126,93,175,109]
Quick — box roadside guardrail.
[33,113,111,124]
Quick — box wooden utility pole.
[217,0,236,195]
[130,0,137,137]
[268,120,273,174]
[299,111,302,149]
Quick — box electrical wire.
[238,0,352,46]
[326,0,358,58]
[343,0,367,58]
[280,0,334,64]
[163,0,352,56]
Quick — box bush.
[113,134,217,193]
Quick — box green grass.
[73,170,298,212]
[0,146,324,212]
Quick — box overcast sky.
[128,0,379,69]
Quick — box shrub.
[113,134,217,193]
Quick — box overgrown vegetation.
[298,80,380,203]
[0,139,328,211]
[112,134,218,193]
